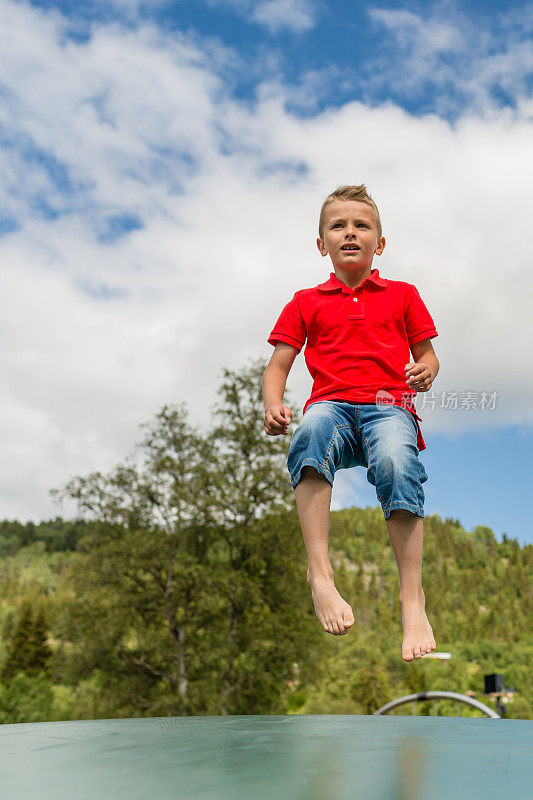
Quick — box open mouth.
[341,245,360,251]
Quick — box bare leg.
[294,466,354,635]
[385,509,437,661]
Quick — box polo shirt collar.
[317,268,387,294]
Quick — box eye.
[358,223,369,228]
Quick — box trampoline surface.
[0,714,531,799]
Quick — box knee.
[290,414,336,454]
[373,446,408,476]
[371,446,427,491]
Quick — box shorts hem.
[383,501,424,520]
[290,458,334,490]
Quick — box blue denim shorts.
[287,401,428,519]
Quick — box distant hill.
[0,510,531,722]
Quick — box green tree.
[0,672,54,723]
[350,657,394,714]
[50,358,324,717]
[0,600,52,685]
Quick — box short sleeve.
[404,285,438,345]
[267,292,307,352]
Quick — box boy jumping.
[262,185,438,662]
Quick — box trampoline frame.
[374,690,500,718]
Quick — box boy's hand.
[264,404,292,436]
[404,362,435,392]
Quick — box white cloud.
[366,3,533,115]
[197,0,318,33]
[0,0,531,522]
[252,0,317,33]
[88,0,177,20]
[369,7,464,55]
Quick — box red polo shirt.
[267,268,438,451]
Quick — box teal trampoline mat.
[0,714,531,799]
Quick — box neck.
[334,265,373,290]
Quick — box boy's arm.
[263,342,299,435]
[405,338,439,391]
[263,342,299,410]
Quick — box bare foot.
[307,571,355,635]
[399,588,437,661]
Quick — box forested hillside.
[0,509,530,723]
[1,360,530,723]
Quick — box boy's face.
[317,199,385,275]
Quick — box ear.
[317,237,328,257]
[375,236,386,256]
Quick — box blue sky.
[16,0,533,123]
[334,426,532,548]
[0,0,532,546]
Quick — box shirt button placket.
[348,290,364,320]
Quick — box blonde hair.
[319,184,382,240]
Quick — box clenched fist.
[404,361,435,392]
[264,404,293,436]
